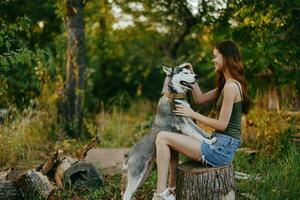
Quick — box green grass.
[234,145,300,200]
[82,169,158,200]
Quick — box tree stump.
[176,161,235,200]
[0,180,23,200]
[17,170,55,199]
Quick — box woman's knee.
[156,131,170,146]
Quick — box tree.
[60,0,87,137]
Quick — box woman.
[152,40,249,200]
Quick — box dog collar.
[163,92,186,99]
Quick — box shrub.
[242,108,298,155]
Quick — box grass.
[85,99,156,148]
[0,97,299,199]
[234,146,300,200]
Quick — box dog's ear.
[162,65,172,76]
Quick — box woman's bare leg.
[155,131,202,193]
[155,132,171,193]
[168,150,179,188]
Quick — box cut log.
[0,180,23,200]
[17,170,55,199]
[176,161,235,200]
[63,161,103,189]
[55,156,78,189]
[55,158,103,190]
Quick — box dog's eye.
[184,72,188,74]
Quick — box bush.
[242,109,298,156]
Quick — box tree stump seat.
[176,161,235,200]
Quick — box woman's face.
[212,48,224,72]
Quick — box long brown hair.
[215,40,249,114]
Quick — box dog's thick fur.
[122,63,216,200]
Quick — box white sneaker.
[168,187,176,200]
[152,188,176,200]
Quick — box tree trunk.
[62,0,86,138]
[17,170,55,199]
[176,161,235,200]
[0,180,23,200]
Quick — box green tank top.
[215,81,243,139]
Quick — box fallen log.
[176,161,235,200]
[0,180,23,200]
[0,138,102,199]
[55,157,103,190]
[17,170,55,199]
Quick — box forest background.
[0,0,299,199]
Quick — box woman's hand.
[186,63,194,72]
[173,104,196,118]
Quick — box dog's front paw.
[211,137,217,144]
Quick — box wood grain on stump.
[176,161,235,200]
[0,180,23,200]
[17,170,55,199]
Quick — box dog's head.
[163,63,198,93]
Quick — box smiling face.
[163,63,198,93]
[212,48,224,72]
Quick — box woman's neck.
[223,70,233,81]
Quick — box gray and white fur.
[122,63,216,200]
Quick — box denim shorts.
[200,133,241,167]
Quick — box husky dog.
[122,63,216,200]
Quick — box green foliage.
[1,0,299,111]
[0,0,63,108]
[82,0,300,111]
[242,109,298,156]
[213,0,300,97]
[0,16,38,107]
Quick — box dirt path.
[85,148,130,176]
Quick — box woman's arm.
[187,64,218,104]
[175,82,237,131]
[192,84,218,104]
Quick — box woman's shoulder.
[225,80,242,91]
[224,81,239,91]
[224,80,243,101]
